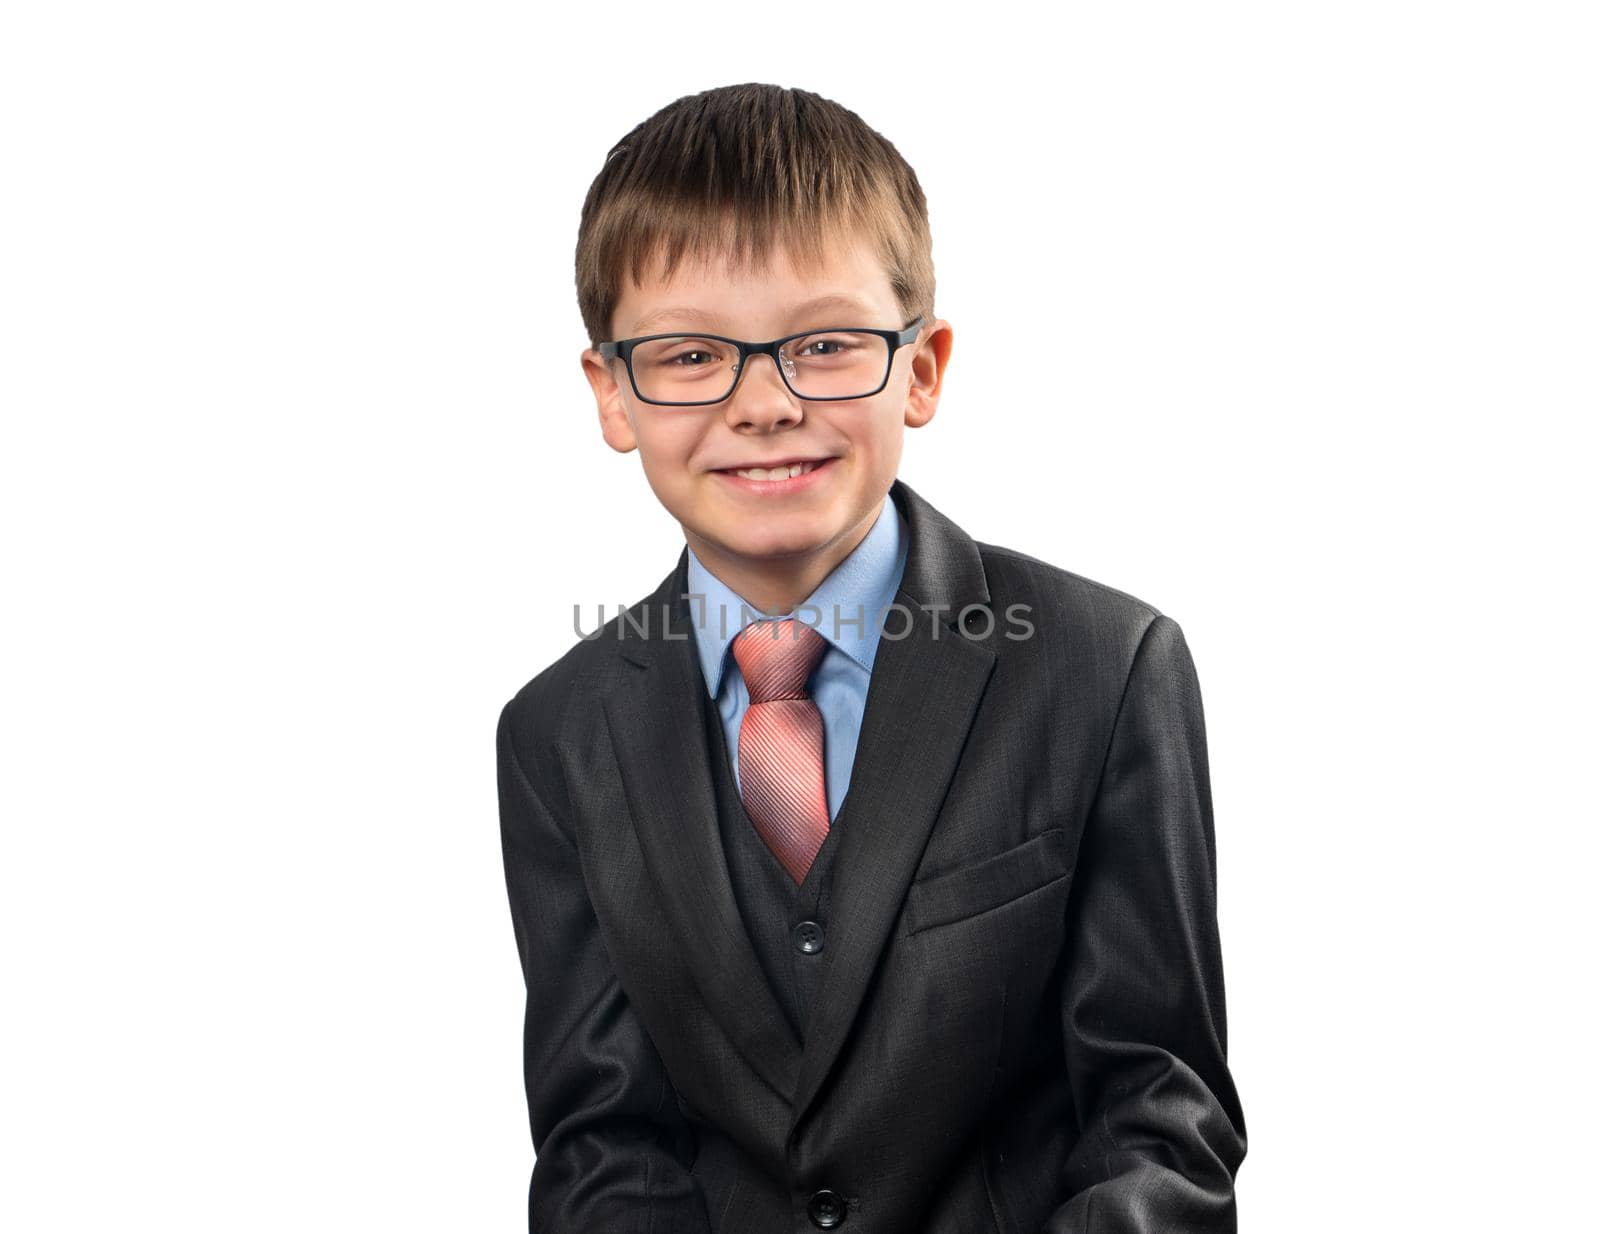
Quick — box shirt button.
[807,1188,848,1228]
[791,920,825,954]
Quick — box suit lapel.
[788,479,997,1130]
[600,478,997,1126]
[601,570,804,1103]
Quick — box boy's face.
[581,231,951,596]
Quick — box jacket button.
[807,1188,848,1228]
[791,920,825,954]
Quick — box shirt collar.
[685,494,909,697]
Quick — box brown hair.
[575,83,935,347]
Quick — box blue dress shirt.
[685,496,910,823]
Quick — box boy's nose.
[725,352,802,426]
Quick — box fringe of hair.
[575,83,935,346]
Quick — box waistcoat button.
[791,919,825,954]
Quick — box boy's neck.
[685,494,887,619]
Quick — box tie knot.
[731,618,829,703]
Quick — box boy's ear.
[581,348,638,453]
[903,318,953,430]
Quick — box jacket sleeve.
[497,695,714,1234]
[1043,615,1248,1232]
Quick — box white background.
[3,2,1595,1229]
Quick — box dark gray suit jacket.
[497,478,1246,1232]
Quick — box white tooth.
[732,463,819,480]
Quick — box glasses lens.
[629,332,892,404]
[781,331,892,400]
[630,335,740,403]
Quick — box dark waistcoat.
[698,681,847,1045]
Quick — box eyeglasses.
[597,316,926,406]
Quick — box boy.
[497,82,1246,1233]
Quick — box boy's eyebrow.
[629,293,878,336]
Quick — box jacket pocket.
[903,827,1070,936]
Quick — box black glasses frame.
[597,316,926,407]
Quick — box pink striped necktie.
[730,618,832,886]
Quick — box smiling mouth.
[717,459,831,481]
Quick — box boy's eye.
[646,338,731,369]
[791,334,860,359]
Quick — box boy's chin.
[703,519,837,559]
[687,505,851,560]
